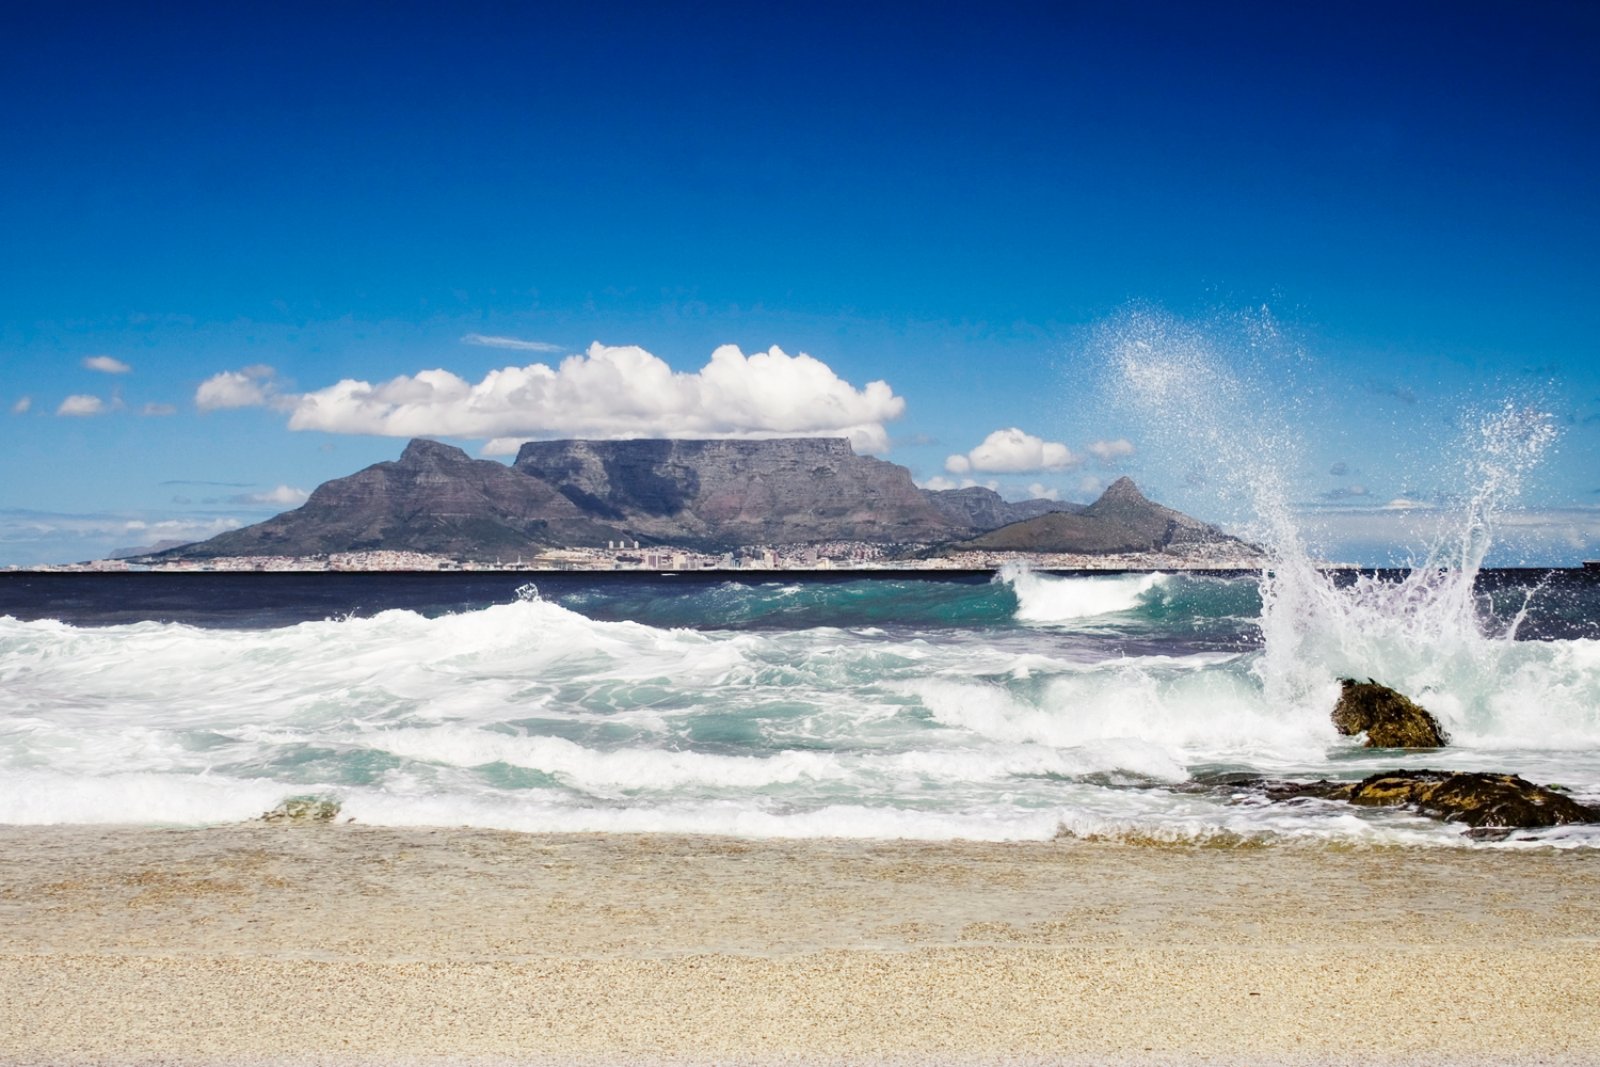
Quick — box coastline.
[2,825,1598,1065]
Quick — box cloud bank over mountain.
[198,344,905,454]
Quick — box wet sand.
[1,824,1598,1065]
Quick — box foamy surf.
[3,564,1599,846]
[998,562,1170,623]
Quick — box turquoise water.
[2,565,1597,847]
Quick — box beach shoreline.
[1,824,1597,1066]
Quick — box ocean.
[3,561,1598,848]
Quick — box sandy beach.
[1,824,1597,1066]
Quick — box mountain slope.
[921,485,1082,533]
[956,477,1255,555]
[163,439,628,560]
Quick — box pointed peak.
[1099,476,1147,502]
[399,438,472,466]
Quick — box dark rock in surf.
[1346,770,1597,828]
[1235,770,1598,830]
[1331,679,1449,748]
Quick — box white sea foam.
[0,768,290,825]
[998,564,1168,623]
[369,726,847,793]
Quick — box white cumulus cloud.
[461,333,565,353]
[1026,483,1061,500]
[83,355,132,374]
[287,343,906,453]
[57,394,107,417]
[946,428,1077,474]
[1088,438,1135,461]
[195,365,286,412]
[10,397,31,414]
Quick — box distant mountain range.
[153,437,1252,561]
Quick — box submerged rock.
[261,796,341,823]
[1331,679,1449,748]
[1237,770,1598,829]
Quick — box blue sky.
[3,2,1597,565]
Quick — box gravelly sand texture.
[1,824,1597,1066]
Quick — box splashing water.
[1101,306,1564,736]
[1254,401,1559,730]
[1096,305,1309,562]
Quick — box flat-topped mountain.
[156,438,1239,562]
[514,438,956,547]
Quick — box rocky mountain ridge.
[158,437,1240,561]
[955,476,1250,556]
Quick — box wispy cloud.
[1296,503,1600,566]
[0,508,244,566]
[1320,485,1369,501]
[10,397,31,415]
[83,355,132,374]
[461,333,565,353]
[140,402,177,417]
[228,485,309,507]
[1087,438,1135,462]
[57,394,107,417]
[161,479,256,488]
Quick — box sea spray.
[1097,305,1310,560]
[1252,402,1563,738]
[1098,305,1575,744]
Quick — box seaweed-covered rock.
[1331,679,1449,748]
[1346,770,1596,828]
[261,796,341,823]
[1235,770,1597,829]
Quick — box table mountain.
[156,438,1235,561]
[514,438,1075,548]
